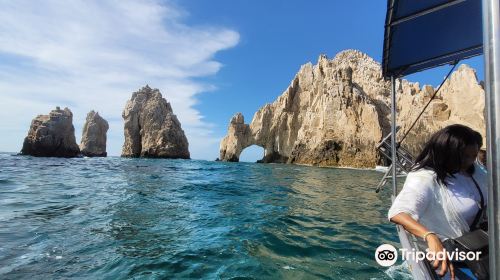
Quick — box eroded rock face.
[21,107,80,157]
[80,110,109,157]
[220,50,486,167]
[396,64,486,156]
[219,113,252,162]
[121,85,190,159]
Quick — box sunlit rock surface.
[220,50,485,167]
[80,110,109,157]
[122,85,190,159]
[21,107,80,157]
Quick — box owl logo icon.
[375,244,398,267]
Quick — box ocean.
[0,152,412,279]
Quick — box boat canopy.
[382,0,483,77]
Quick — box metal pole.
[482,0,500,278]
[391,76,398,199]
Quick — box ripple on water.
[0,154,409,279]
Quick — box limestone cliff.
[80,110,109,157]
[219,113,252,162]
[396,65,486,156]
[220,50,486,167]
[21,107,80,157]
[121,85,190,159]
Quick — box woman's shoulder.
[407,167,437,179]
[404,168,438,190]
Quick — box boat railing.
[375,129,415,193]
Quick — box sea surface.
[0,152,411,279]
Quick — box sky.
[0,0,485,162]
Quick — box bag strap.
[470,176,485,229]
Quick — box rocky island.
[80,110,109,157]
[21,107,80,157]
[121,85,190,159]
[220,50,485,167]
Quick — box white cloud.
[0,0,239,159]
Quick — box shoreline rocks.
[121,85,190,159]
[21,107,80,157]
[80,110,109,157]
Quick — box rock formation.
[396,64,486,156]
[220,50,486,167]
[80,110,109,157]
[219,113,252,162]
[21,107,80,157]
[121,85,190,159]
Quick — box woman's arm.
[390,212,455,279]
[390,212,431,238]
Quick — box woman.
[388,124,487,279]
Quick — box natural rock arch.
[219,50,486,168]
[219,113,254,162]
[239,144,266,162]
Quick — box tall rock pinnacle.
[121,85,190,159]
[80,110,109,157]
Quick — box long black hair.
[413,124,483,184]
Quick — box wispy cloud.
[0,0,239,158]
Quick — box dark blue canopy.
[382,0,483,78]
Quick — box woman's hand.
[426,234,455,279]
[390,213,455,279]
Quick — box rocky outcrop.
[219,113,252,162]
[21,107,80,157]
[220,50,486,167]
[80,110,109,157]
[396,64,486,156]
[121,85,190,159]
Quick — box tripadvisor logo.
[374,243,482,267]
[375,244,398,267]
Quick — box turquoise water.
[0,152,411,279]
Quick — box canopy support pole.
[391,76,398,201]
[483,0,500,278]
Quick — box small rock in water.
[20,107,80,157]
[80,110,109,157]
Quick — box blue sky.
[0,0,484,161]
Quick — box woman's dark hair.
[413,124,483,184]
